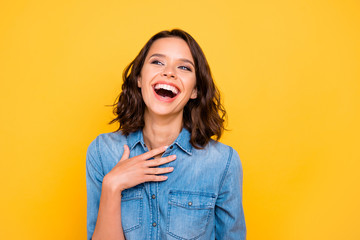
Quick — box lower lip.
[152,87,179,103]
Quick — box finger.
[144,167,174,175]
[120,144,130,161]
[138,145,168,161]
[144,175,168,182]
[145,155,176,167]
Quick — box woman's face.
[138,37,197,118]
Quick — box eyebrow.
[149,53,195,68]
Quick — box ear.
[137,76,142,88]
[190,88,197,99]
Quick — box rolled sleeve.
[86,136,104,240]
[215,147,246,239]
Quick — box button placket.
[149,182,159,238]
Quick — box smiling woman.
[86,29,246,240]
[137,37,198,121]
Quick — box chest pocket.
[167,190,216,240]
[121,187,143,233]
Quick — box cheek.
[186,76,197,92]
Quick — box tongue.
[155,88,175,98]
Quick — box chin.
[145,104,183,118]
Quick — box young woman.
[86,29,246,240]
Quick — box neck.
[142,109,183,150]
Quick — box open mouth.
[153,83,180,99]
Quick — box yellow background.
[1,0,359,239]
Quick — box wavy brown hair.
[109,29,226,149]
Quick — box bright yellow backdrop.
[1,0,359,239]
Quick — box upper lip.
[152,81,181,94]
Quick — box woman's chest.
[121,179,218,240]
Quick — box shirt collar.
[127,129,145,151]
[127,127,193,155]
[173,127,193,155]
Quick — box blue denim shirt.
[86,128,246,240]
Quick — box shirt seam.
[95,135,105,176]
[218,146,233,192]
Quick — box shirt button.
[152,194,156,199]
[169,145,173,149]
[152,222,157,227]
[188,201,192,206]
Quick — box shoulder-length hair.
[109,29,226,149]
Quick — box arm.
[215,147,246,240]
[86,137,176,240]
[86,137,109,240]
[91,181,125,240]
[87,137,124,240]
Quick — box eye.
[151,60,164,65]
[178,66,192,72]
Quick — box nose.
[161,66,177,79]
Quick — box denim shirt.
[86,128,246,240]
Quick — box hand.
[103,145,176,193]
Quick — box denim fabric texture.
[86,128,246,240]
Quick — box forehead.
[146,37,194,61]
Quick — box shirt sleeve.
[86,136,105,240]
[215,147,246,240]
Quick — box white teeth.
[154,83,179,95]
